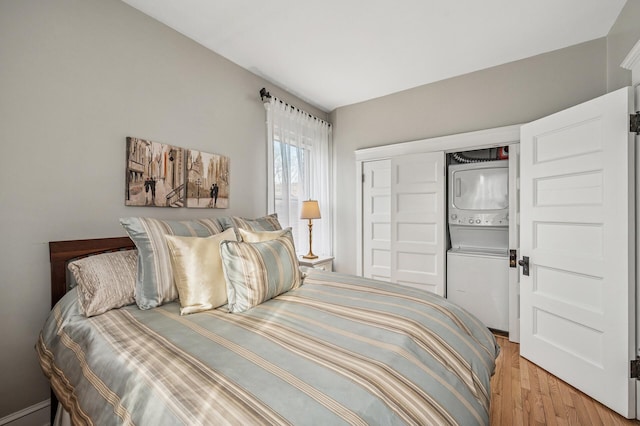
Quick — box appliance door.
[446,249,509,331]
[448,225,509,251]
[451,167,508,211]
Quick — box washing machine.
[446,247,509,331]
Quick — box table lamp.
[300,200,321,259]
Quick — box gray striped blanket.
[37,269,498,425]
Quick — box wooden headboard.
[49,236,135,308]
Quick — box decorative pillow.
[218,214,282,234]
[220,229,301,313]
[68,250,137,317]
[238,227,291,243]
[119,217,223,309]
[66,269,78,290]
[165,228,237,315]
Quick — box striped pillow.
[220,229,300,313]
[120,217,223,309]
[218,214,282,237]
[238,227,290,242]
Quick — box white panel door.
[391,152,446,296]
[362,160,391,281]
[508,143,521,343]
[520,87,635,418]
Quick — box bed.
[38,217,499,426]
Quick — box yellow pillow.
[165,228,236,315]
[238,227,291,242]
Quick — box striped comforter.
[37,269,499,426]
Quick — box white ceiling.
[122,0,626,112]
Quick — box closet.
[356,125,521,335]
[355,86,638,420]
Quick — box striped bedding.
[37,269,499,426]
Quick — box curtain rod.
[259,88,331,127]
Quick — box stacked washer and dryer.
[446,159,510,332]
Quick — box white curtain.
[265,98,333,257]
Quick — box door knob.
[518,256,530,276]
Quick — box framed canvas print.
[186,149,230,208]
[125,137,186,207]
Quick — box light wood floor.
[490,335,640,425]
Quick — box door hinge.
[631,358,640,379]
[631,112,640,135]
[362,174,365,183]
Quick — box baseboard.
[0,399,50,426]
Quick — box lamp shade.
[300,200,321,220]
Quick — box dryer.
[448,160,509,251]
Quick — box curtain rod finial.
[259,87,272,102]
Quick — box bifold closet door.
[362,160,391,281]
[390,152,446,296]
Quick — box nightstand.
[298,255,334,271]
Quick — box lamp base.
[303,218,318,260]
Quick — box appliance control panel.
[449,212,509,226]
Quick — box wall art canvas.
[186,149,230,208]
[125,137,186,207]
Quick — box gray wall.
[330,1,640,276]
[0,0,326,417]
[607,0,640,91]
[330,39,608,274]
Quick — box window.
[265,100,332,256]
[273,139,307,240]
